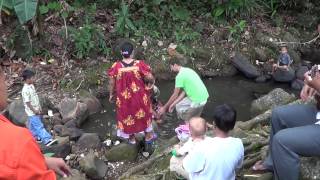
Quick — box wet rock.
[291,79,304,91]
[79,150,107,179]
[105,143,138,162]
[42,137,71,158]
[68,127,84,141]
[255,75,268,83]
[54,125,71,137]
[76,133,101,151]
[58,169,87,180]
[272,68,295,82]
[78,90,102,115]
[8,99,28,126]
[52,113,63,126]
[300,156,320,180]
[250,88,296,116]
[64,119,77,128]
[295,65,309,80]
[58,98,89,126]
[221,65,238,77]
[231,52,260,79]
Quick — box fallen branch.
[75,78,85,92]
[274,33,320,46]
[119,147,172,179]
[236,99,309,131]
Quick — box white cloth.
[22,84,41,116]
[183,137,244,180]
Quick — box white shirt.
[21,83,41,116]
[183,137,244,180]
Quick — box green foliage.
[69,22,109,59]
[39,1,62,15]
[115,3,137,37]
[0,0,38,24]
[212,0,261,19]
[228,20,247,43]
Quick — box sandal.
[252,160,269,173]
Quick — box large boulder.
[272,68,295,83]
[78,90,102,115]
[76,133,101,151]
[105,143,139,162]
[57,169,87,180]
[8,99,28,126]
[231,52,260,79]
[291,79,304,91]
[250,88,296,116]
[79,150,107,179]
[58,98,89,126]
[41,137,71,158]
[295,65,309,80]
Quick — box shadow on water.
[83,75,295,138]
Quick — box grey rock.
[291,79,305,91]
[58,98,89,126]
[255,75,268,83]
[57,169,87,180]
[272,68,295,82]
[8,99,28,126]
[78,90,102,115]
[250,88,296,116]
[295,65,309,80]
[231,52,260,79]
[254,47,268,62]
[105,143,138,162]
[68,127,84,141]
[221,64,238,77]
[79,150,107,179]
[41,137,71,158]
[76,133,101,151]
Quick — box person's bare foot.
[252,160,268,172]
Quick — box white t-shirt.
[183,137,244,180]
[21,83,41,116]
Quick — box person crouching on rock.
[0,66,71,178]
[21,69,57,146]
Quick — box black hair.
[212,104,237,132]
[120,42,134,58]
[22,69,35,81]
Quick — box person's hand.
[300,84,316,101]
[34,110,42,115]
[168,104,175,113]
[158,107,166,116]
[45,157,71,177]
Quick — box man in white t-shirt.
[183,104,244,180]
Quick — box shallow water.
[82,76,294,138]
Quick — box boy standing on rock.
[21,69,57,146]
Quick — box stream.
[83,75,295,138]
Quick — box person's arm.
[26,102,40,115]
[305,74,320,93]
[158,88,181,115]
[168,91,186,113]
[108,77,115,102]
[45,157,72,177]
[17,137,57,179]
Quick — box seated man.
[183,104,244,180]
[252,65,320,180]
[0,67,71,179]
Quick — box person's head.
[120,42,134,59]
[189,117,207,139]
[212,104,237,133]
[0,66,7,111]
[22,69,35,84]
[280,45,288,54]
[169,59,182,72]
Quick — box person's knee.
[272,129,292,149]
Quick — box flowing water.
[83,76,294,138]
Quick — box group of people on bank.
[0,40,320,179]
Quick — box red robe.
[108,60,153,134]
